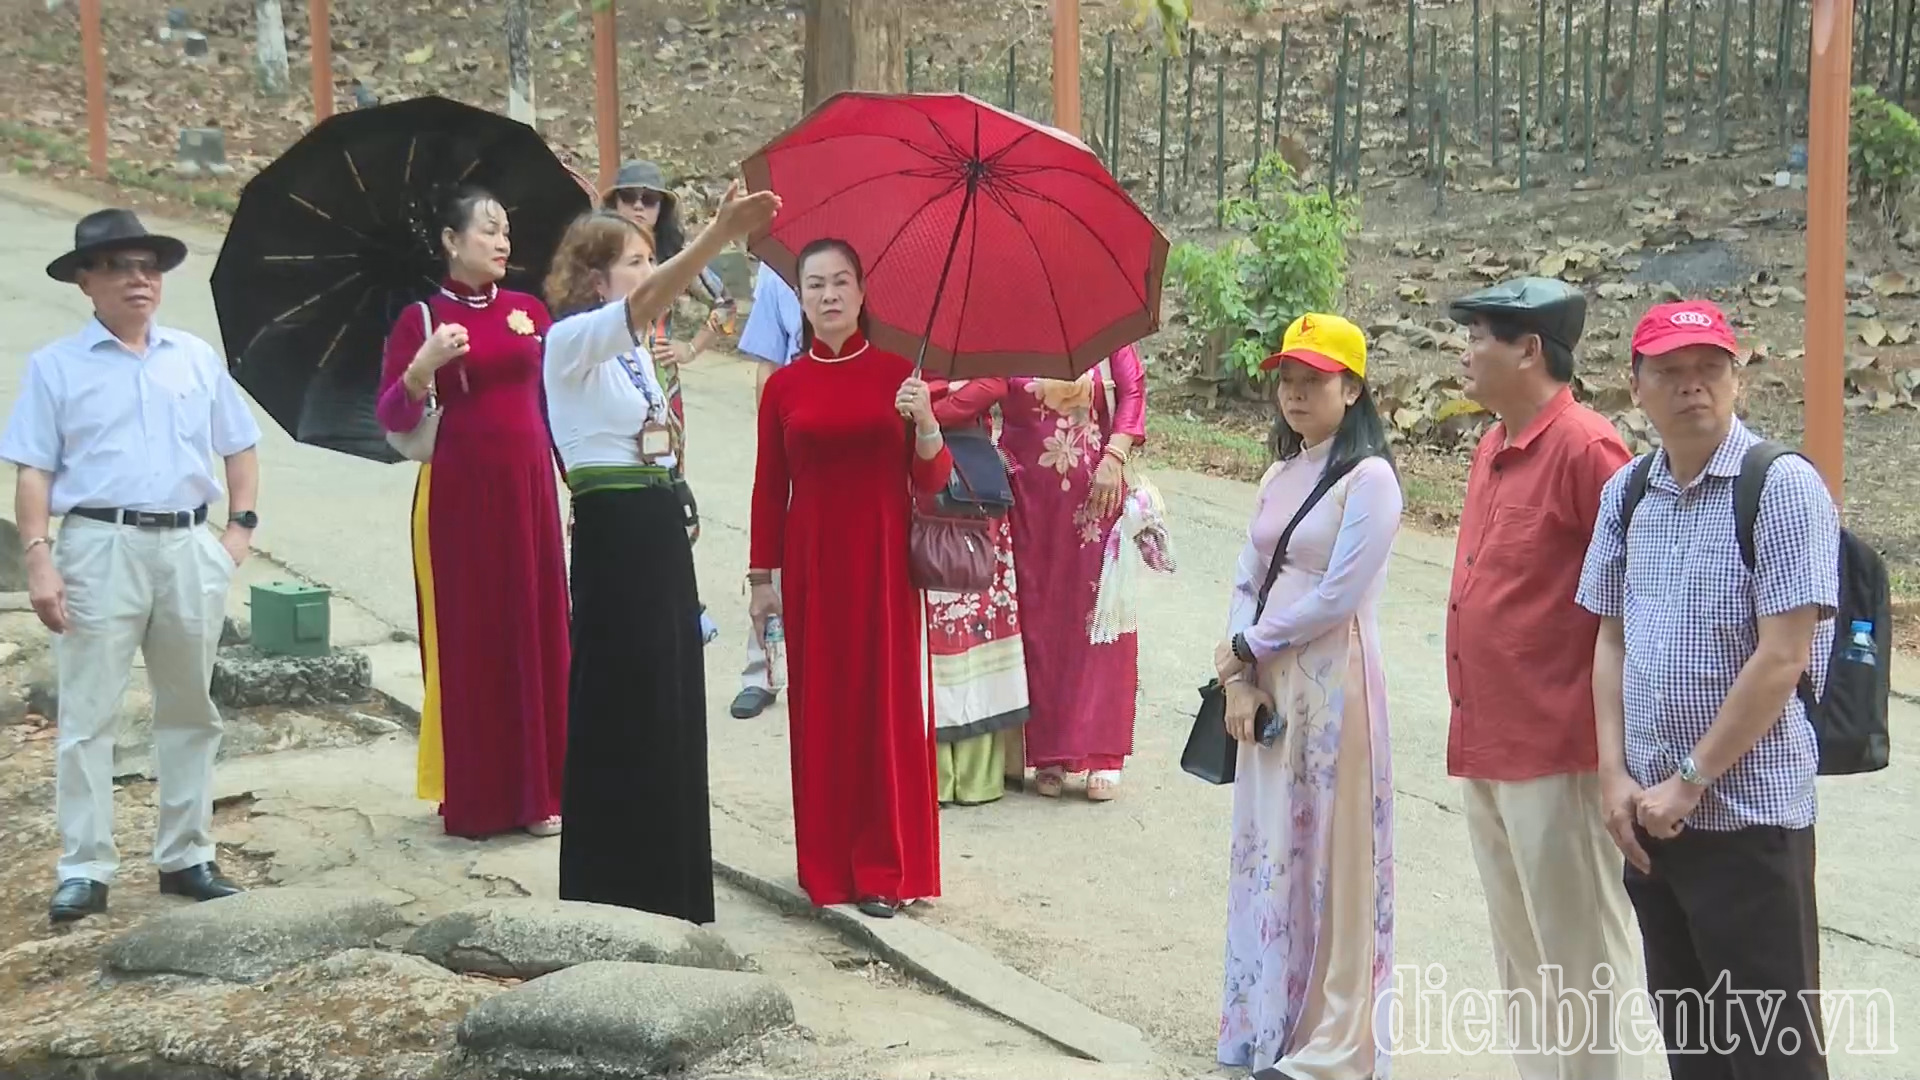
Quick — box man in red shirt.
[1446,278,1640,1079]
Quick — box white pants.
[1464,773,1642,1080]
[739,571,782,694]
[54,516,234,885]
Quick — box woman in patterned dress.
[1213,313,1401,1079]
[922,377,1027,807]
[997,345,1147,801]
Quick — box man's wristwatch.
[229,511,259,530]
[1678,755,1708,786]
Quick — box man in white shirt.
[2,208,263,923]
[729,262,804,719]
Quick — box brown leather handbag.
[909,503,995,593]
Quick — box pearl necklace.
[439,282,498,309]
[809,339,869,364]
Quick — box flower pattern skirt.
[1219,621,1396,1079]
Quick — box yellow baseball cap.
[1260,313,1367,379]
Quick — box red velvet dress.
[378,280,571,838]
[750,332,954,906]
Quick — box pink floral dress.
[998,346,1147,774]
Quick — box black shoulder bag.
[1180,457,1361,785]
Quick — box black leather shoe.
[158,862,243,902]
[856,898,898,919]
[49,878,108,923]
[730,686,777,719]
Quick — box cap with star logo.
[1259,312,1368,379]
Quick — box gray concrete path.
[3,177,1915,1079]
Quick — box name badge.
[640,422,673,462]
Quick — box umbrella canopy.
[742,92,1169,380]
[211,95,590,462]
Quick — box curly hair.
[544,211,654,320]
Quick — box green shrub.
[1166,154,1357,381]
[1851,86,1920,227]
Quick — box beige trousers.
[53,516,234,885]
[1464,773,1642,1080]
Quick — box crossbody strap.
[416,302,440,410]
[1253,457,1362,622]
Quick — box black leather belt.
[71,505,209,529]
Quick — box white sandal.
[526,815,562,837]
[1087,770,1121,802]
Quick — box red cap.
[1631,300,1739,360]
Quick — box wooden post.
[79,0,107,178]
[309,0,332,121]
[594,0,620,193]
[1053,0,1081,134]
[1804,0,1851,506]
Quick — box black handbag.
[1181,458,1360,784]
[935,426,1014,518]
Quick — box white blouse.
[542,297,675,472]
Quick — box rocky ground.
[0,598,1188,1080]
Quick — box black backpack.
[1619,440,1891,776]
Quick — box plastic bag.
[1089,469,1177,644]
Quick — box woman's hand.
[896,376,936,432]
[712,179,783,242]
[749,581,781,625]
[1224,680,1273,744]
[658,340,695,368]
[415,323,470,373]
[1088,451,1125,520]
[1214,638,1248,683]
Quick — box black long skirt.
[557,484,713,924]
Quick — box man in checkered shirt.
[1576,299,1837,1080]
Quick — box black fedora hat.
[46,208,189,283]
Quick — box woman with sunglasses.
[602,160,736,471]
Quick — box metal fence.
[904,0,1912,226]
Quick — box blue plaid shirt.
[1575,418,1839,831]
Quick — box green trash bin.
[250,582,331,657]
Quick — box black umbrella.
[211,95,592,462]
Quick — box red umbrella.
[741,92,1169,379]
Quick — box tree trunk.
[802,0,904,113]
[253,0,290,97]
[506,0,535,125]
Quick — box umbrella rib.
[982,184,1150,313]
[981,129,1040,168]
[343,147,382,228]
[239,270,367,358]
[862,176,968,283]
[994,192,1075,362]
[775,171,964,260]
[287,192,380,247]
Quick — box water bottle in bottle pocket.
[1841,619,1877,667]
[762,615,787,689]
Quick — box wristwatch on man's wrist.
[1678,755,1708,786]
[229,510,259,530]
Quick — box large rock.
[455,961,794,1079]
[407,899,743,980]
[210,646,372,708]
[103,887,407,983]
